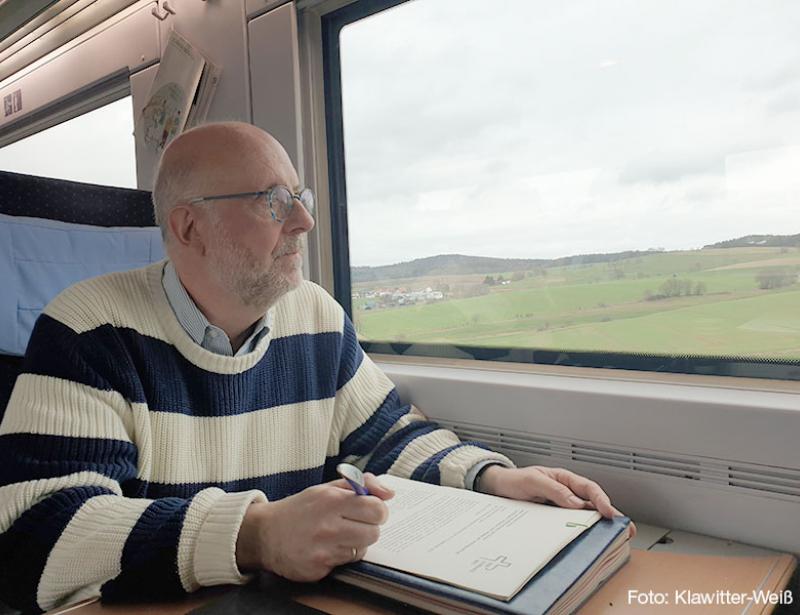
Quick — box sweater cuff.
[193,489,268,588]
[465,460,509,492]
[438,446,516,489]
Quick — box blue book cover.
[337,516,631,615]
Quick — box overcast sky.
[0,97,137,188]
[0,1,797,269]
[340,0,800,266]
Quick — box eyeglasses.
[188,185,315,223]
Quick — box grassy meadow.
[352,247,800,358]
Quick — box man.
[0,122,630,613]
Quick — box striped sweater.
[0,262,512,613]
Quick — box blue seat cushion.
[0,213,165,356]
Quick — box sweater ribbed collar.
[147,261,273,374]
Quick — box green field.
[352,247,800,358]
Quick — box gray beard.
[209,233,302,310]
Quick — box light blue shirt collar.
[162,261,271,356]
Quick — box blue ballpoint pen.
[337,462,370,495]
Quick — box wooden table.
[50,577,407,615]
[50,548,798,615]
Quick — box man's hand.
[480,465,636,537]
[235,473,395,581]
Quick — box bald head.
[152,122,295,240]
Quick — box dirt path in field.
[708,257,800,271]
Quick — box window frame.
[0,79,136,190]
[320,0,800,382]
[321,0,408,311]
[0,70,130,150]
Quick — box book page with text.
[365,475,601,601]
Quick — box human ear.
[168,205,206,255]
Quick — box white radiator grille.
[440,420,800,500]
[728,465,800,497]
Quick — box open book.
[335,475,630,614]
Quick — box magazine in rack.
[141,30,220,152]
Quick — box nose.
[283,196,315,235]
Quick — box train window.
[322,0,800,380]
[0,95,136,188]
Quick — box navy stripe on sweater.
[101,497,190,602]
[339,389,413,460]
[0,486,116,613]
[0,433,137,488]
[411,441,491,484]
[364,421,442,476]
[25,315,362,417]
[127,465,327,502]
[24,315,118,394]
[336,315,364,390]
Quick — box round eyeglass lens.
[299,188,315,215]
[269,186,315,221]
[269,187,293,221]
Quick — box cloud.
[745,62,800,92]
[342,1,800,266]
[725,146,800,193]
[414,187,473,213]
[618,151,725,185]
[765,89,800,114]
